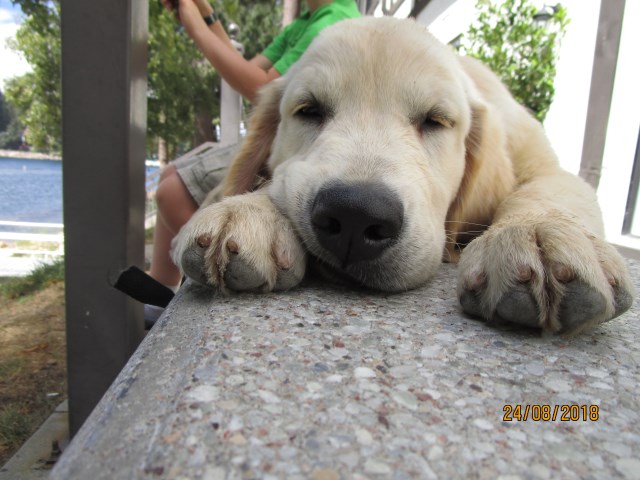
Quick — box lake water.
[0,157,63,224]
[0,157,159,226]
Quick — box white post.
[219,23,244,147]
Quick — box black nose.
[311,183,404,266]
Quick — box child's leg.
[149,165,198,287]
[155,165,199,233]
[149,217,182,287]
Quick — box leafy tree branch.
[3,0,282,157]
[462,0,569,122]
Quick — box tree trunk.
[157,137,168,165]
[282,0,300,27]
[193,109,215,146]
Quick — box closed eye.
[424,114,454,129]
[293,99,329,124]
[415,108,455,133]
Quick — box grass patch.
[0,374,63,464]
[0,356,65,464]
[0,358,26,379]
[0,258,65,300]
[0,406,33,453]
[13,240,60,252]
[0,274,67,465]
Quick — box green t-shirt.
[262,0,361,75]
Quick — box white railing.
[0,220,64,256]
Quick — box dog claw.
[227,239,239,254]
[197,234,212,249]
[552,263,574,283]
[515,265,532,283]
[465,271,486,292]
[273,245,292,270]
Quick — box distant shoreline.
[0,149,61,161]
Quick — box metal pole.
[219,23,244,147]
[579,0,626,189]
[622,127,640,234]
[60,0,148,436]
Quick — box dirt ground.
[0,281,66,465]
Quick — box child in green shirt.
[164,0,360,102]
[147,0,360,321]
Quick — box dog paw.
[172,193,306,292]
[457,214,634,334]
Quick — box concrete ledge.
[51,262,640,479]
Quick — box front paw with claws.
[457,214,634,334]
[172,193,306,293]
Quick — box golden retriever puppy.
[172,17,634,334]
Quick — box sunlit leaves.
[462,0,569,122]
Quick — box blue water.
[0,157,159,225]
[0,157,63,223]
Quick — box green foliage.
[147,0,221,156]
[220,0,283,59]
[4,1,282,156]
[462,0,569,122]
[0,257,64,300]
[4,1,61,152]
[0,117,23,150]
[148,0,281,157]
[0,401,33,455]
[0,90,23,149]
[8,0,50,18]
[0,91,10,132]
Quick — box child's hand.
[160,0,178,14]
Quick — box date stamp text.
[503,404,599,422]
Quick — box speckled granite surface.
[51,261,640,480]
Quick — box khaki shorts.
[174,143,239,205]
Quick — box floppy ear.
[444,99,515,261]
[222,79,285,197]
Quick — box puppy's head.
[225,17,488,291]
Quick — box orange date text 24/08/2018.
[503,404,600,422]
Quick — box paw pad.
[197,234,212,249]
[516,265,532,283]
[551,263,574,283]
[465,271,486,291]
[226,239,239,254]
[272,245,292,271]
